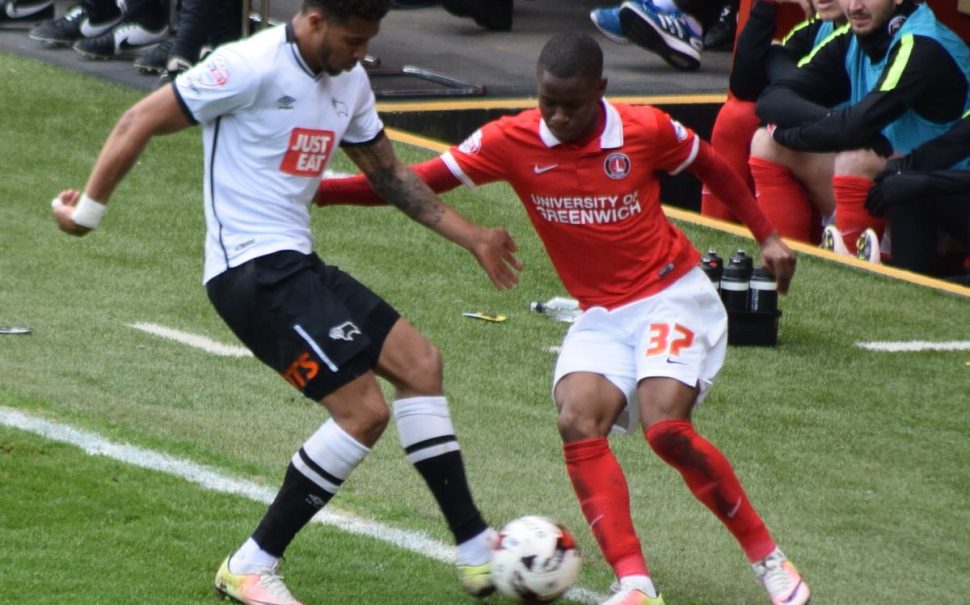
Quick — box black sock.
[252,462,334,556]
[412,449,487,543]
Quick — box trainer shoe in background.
[158,53,193,85]
[855,227,882,264]
[133,36,173,73]
[752,549,811,605]
[590,6,631,45]
[214,557,304,605]
[28,3,120,46]
[820,224,850,256]
[703,2,737,50]
[619,0,703,71]
[0,0,54,24]
[73,21,168,60]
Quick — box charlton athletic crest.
[604,153,631,180]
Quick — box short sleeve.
[174,48,260,123]
[441,119,511,188]
[648,109,700,175]
[341,69,384,145]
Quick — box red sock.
[702,98,760,222]
[749,156,820,243]
[563,438,648,577]
[832,175,885,254]
[645,420,775,562]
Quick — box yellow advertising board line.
[377,93,726,114]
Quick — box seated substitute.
[751,0,970,260]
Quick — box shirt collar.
[538,99,624,149]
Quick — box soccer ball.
[491,515,582,604]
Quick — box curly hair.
[302,0,392,22]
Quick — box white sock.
[229,537,278,574]
[619,575,658,598]
[456,527,496,566]
[393,396,461,462]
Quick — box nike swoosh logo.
[119,38,144,51]
[533,164,558,174]
[665,357,687,365]
[4,1,50,18]
[78,16,120,38]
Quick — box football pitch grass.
[2,51,969,604]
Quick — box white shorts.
[552,267,728,435]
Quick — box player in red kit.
[318,32,809,605]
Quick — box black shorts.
[206,251,400,401]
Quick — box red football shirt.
[442,100,702,310]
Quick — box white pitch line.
[0,406,604,604]
[128,322,253,358]
[856,341,970,352]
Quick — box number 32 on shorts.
[645,323,695,358]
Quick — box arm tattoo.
[347,136,445,227]
[371,166,445,227]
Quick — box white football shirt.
[174,23,384,283]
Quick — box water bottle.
[748,267,778,313]
[530,297,581,323]
[720,250,753,313]
[699,248,723,290]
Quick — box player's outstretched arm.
[688,138,796,292]
[52,85,193,236]
[343,134,522,289]
[315,156,460,207]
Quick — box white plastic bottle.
[530,297,581,322]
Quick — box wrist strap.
[72,193,108,229]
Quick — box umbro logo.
[533,164,558,174]
[277,95,296,110]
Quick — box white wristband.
[72,193,108,229]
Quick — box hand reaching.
[469,227,523,290]
[758,232,796,294]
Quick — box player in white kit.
[50,2,522,604]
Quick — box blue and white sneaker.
[619,0,703,71]
[590,6,630,45]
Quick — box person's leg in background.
[702,96,760,222]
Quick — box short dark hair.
[303,0,392,22]
[537,32,603,81]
